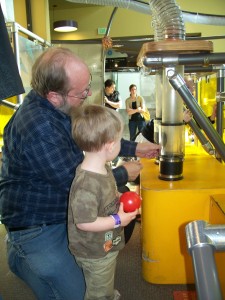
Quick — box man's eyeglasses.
[67,75,92,100]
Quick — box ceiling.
[47,1,204,71]
[48,0,155,69]
[49,0,94,10]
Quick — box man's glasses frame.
[66,75,92,100]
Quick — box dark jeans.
[129,120,146,141]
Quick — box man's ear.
[47,91,63,107]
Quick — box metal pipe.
[190,245,222,300]
[182,10,225,26]
[0,100,19,110]
[150,0,185,41]
[9,24,23,105]
[6,22,51,47]
[159,66,184,181]
[216,69,225,138]
[187,118,214,155]
[105,7,118,36]
[188,35,225,41]
[154,70,163,145]
[25,0,32,32]
[168,71,225,162]
[186,220,225,300]
[184,66,214,73]
[102,7,118,102]
[143,53,225,69]
[179,53,225,66]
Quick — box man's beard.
[58,101,71,114]
[58,98,85,115]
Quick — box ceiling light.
[53,20,78,32]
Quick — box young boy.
[68,104,138,300]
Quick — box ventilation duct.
[67,0,225,26]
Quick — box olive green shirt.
[68,164,125,259]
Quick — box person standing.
[0,47,160,300]
[68,104,138,300]
[104,79,121,110]
[126,84,146,141]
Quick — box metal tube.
[10,25,23,105]
[150,0,185,41]
[204,225,225,251]
[0,100,19,110]
[216,69,225,138]
[143,53,225,69]
[6,22,51,47]
[186,220,224,300]
[185,66,214,73]
[159,66,184,181]
[25,0,33,32]
[188,119,214,155]
[102,7,118,102]
[168,71,225,162]
[191,245,222,300]
[179,53,225,65]
[105,7,118,36]
[154,70,163,145]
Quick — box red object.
[120,192,141,212]
[173,291,197,300]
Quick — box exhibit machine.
[137,1,225,299]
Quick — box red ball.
[120,191,141,212]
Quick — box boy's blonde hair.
[71,104,123,152]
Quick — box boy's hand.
[117,202,138,227]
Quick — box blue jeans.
[6,224,85,300]
[129,120,146,141]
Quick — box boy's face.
[112,136,121,159]
[106,130,122,162]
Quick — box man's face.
[106,84,116,95]
[65,75,92,108]
[59,71,92,114]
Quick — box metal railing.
[186,220,225,300]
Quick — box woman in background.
[126,84,146,141]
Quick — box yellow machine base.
[140,150,225,294]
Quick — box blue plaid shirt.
[0,90,137,227]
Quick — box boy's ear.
[105,141,115,153]
[47,91,63,107]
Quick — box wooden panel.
[137,40,213,66]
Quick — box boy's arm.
[76,203,138,232]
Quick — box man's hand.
[183,109,192,123]
[135,142,161,159]
[210,103,217,122]
[122,161,143,181]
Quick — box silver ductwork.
[149,0,185,180]
[150,0,185,41]
[67,0,225,26]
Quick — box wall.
[13,0,50,41]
